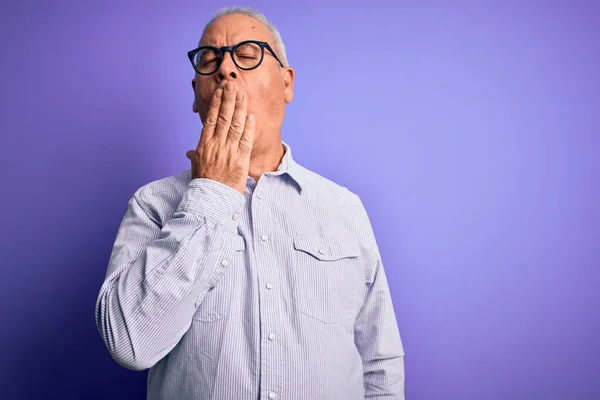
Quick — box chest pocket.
[293,235,363,324]
[192,235,246,323]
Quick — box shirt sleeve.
[353,196,406,399]
[95,178,244,371]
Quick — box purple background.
[1,1,599,399]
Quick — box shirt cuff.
[176,178,245,233]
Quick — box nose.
[216,51,238,82]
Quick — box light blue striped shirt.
[95,141,405,399]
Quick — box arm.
[353,199,406,399]
[95,178,244,371]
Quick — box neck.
[248,135,285,183]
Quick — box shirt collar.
[266,140,309,194]
[185,140,309,194]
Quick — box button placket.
[252,183,281,397]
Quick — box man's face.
[192,13,294,144]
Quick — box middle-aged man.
[95,6,405,400]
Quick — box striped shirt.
[95,140,405,400]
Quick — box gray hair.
[199,6,289,68]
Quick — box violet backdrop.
[1,0,598,399]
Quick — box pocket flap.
[293,236,360,261]
[235,235,246,251]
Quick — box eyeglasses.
[188,40,284,75]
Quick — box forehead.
[200,13,273,47]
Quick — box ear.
[281,67,295,103]
[191,78,198,113]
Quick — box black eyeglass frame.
[188,40,284,75]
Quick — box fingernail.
[226,82,233,92]
[215,89,223,98]
[236,92,244,103]
[249,114,254,122]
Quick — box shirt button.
[268,333,276,341]
[220,259,229,267]
[266,283,273,290]
[317,248,325,255]
[256,193,263,199]
[232,213,238,221]
[261,234,268,241]
[268,392,276,399]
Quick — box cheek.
[195,78,213,104]
[196,91,212,118]
[251,81,277,108]
[198,89,211,106]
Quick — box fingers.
[191,82,254,184]
[226,91,247,144]
[200,81,249,151]
[198,89,222,150]
[201,88,223,141]
[239,113,255,155]
[213,82,238,141]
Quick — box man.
[95,6,405,400]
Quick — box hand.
[186,81,255,195]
